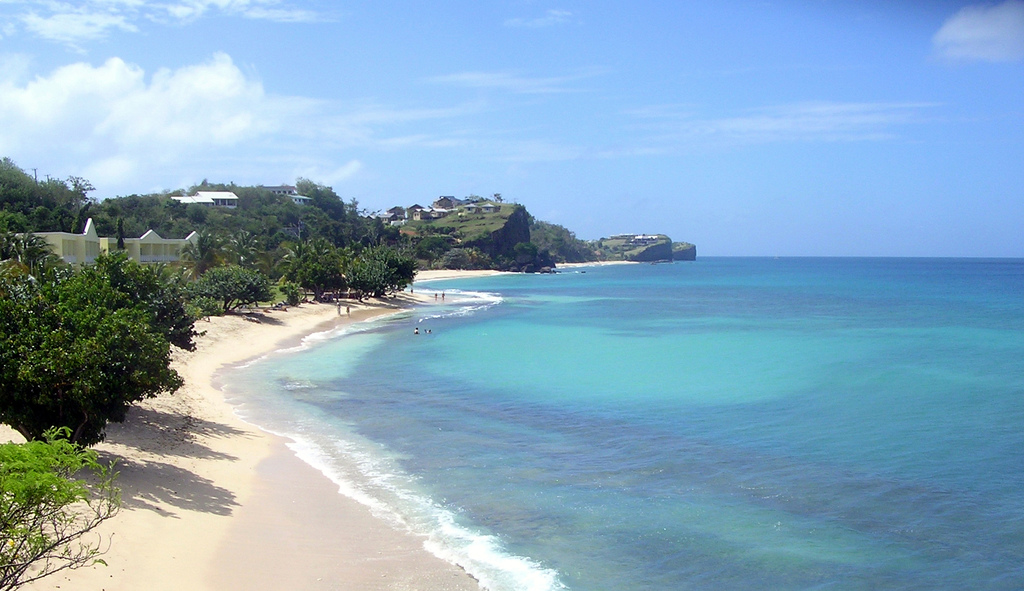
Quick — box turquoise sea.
[224,259,1024,590]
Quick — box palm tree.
[254,248,284,280]
[0,231,60,277]
[225,230,259,268]
[179,230,223,279]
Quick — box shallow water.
[225,258,1024,590]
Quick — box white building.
[31,219,198,267]
[172,191,239,208]
[263,185,312,205]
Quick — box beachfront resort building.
[33,218,104,266]
[31,218,198,267]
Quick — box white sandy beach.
[414,269,509,282]
[7,289,488,591]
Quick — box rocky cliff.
[463,204,531,261]
[627,238,674,262]
[672,242,696,261]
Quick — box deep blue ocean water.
[224,258,1024,590]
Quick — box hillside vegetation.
[1,157,694,272]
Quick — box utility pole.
[31,168,38,183]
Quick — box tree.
[0,232,61,277]
[1,429,119,590]
[115,218,125,250]
[415,235,450,266]
[179,230,222,279]
[187,265,272,313]
[0,265,186,445]
[514,241,539,265]
[347,245,416,298]
[92,253,197,351]
[282,238,346,301]
[439,247,492,270]
[225,230,259,269]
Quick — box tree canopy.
[347,245,416,298]
[283,237,347,301]
[0,256,189,445]
[186,265,272,313]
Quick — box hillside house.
[412,208,450,221]
[172,191,239,208]
[263,185,312,205]
[433,196,464,210]
[629,234,660,245]
[463,202,499,214]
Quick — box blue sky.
[1,1,1022,256]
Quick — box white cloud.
[0,53,274,150]
[0,53,472,193]
[933,0,1024,62]
[505,9,573,28]
[0,53,32,84]
[1,0,319,45]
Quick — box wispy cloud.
[158,0,318,23]
[626,101,936,148]
[505,9,573,28]
[427,69,605,94]
[296,160,364,185]
[933,0,1024,62]
[0,0,319,46]
[21,10,138,47]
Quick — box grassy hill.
[404,203,514,240]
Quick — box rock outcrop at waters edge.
[627,238,674,262]
[673,242,696,261]
[592,234,695,262]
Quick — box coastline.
[415,269,510,282]
[413,261,636,284]
[16,294,483,591]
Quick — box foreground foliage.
[0,255,188,445]
[0,429,120,590]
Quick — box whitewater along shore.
[9,294,481,591]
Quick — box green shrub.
[0,428,120,589]
[280,281,301,306]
